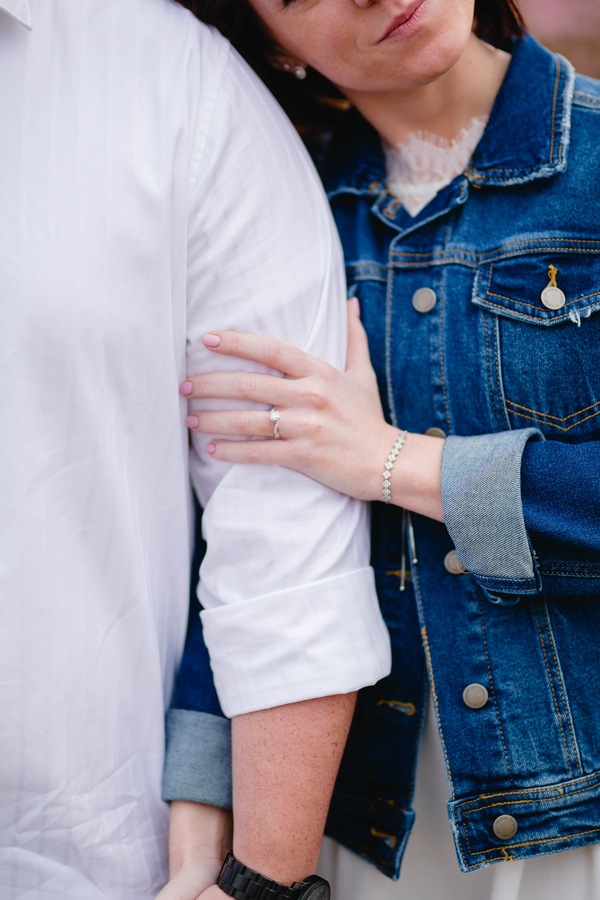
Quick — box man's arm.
[160,695,355,899]
[230,694,357,885]
[161,27,391,895]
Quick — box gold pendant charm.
[541,265,566,310]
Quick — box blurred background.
[521,0,600,77]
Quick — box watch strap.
[217,851,325,900]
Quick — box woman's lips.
[378,0,426,43]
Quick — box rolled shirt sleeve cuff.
[201,566,392,718]
[162,709,232,808]
[441,429,544,595]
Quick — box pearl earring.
[282,62,307,80]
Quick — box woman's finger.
[180,370,294,405]
[188,407,297,439]
[199,330,330,380]
[346,299,374,372]
[206,437,288,466]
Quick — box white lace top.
[384,115,488,216]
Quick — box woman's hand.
[182,300,397,502]
[154,802,232,900]
[155,863,227,900]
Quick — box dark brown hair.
[176,1,525,133]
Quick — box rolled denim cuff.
[441,429,544,595]
[162,709,232,808]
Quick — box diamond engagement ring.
[268,407,281,440]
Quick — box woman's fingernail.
[205,443,216,455]
[180,381,193,396]
[349,296,361,316]
[186,415,199,429]
[202,333,221,348]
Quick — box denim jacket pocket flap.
[472,246,600,327]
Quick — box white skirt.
[319,701,600,900]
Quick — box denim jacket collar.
[322,35,575,199]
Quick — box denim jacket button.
[412,287,437,313]
[425,427,447,439]
[493,815,519,841]
[444,550,468,575]
[462,683,489,709]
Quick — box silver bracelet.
[382,430,408,504]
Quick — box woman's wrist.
[168,801,232,873]
[390,432,445,522]
[372,430,444,522]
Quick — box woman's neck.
[346,34,511,147]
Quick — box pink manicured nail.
[179,381,193,396]
[202,333,221,348]
[205,443,216,454]
[186,415,199,429]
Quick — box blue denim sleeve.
[162,501,233,809]
[162,606,233,807]
[441,428,544,598]
[441,429,600,599]
[162,707,232,808]
[519,439,600,596]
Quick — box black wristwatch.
[217,851,331,900]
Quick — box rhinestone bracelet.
[382,430,408,504]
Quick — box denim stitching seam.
[465,827,600,860]
[477,596,512,775]
[542,603,583,774]
[533,605,574,778]
[476,296,599,324]
[505,398,600,422]
[548,58,561,163]
[416,617,455,801]
[384,249,399,428]
[505,406,600,432]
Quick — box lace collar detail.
[384,115,488,216]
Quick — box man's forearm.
[231,692,357,885]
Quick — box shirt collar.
[323,35,575,198]
[0,0,32,28]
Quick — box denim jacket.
[163,36,600,878]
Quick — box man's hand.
[155,801,232,900]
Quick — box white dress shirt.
[0,1,391,896]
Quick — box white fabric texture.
[0,1,390,896]
[384,116,488,215]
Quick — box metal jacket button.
[444,550,468,575]
[412,287,437,313]
[463,683,489,709]
[541,265,566,310]
[425,427,446,439]
[493,815,518,841]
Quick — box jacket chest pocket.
[473,245,600,438]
